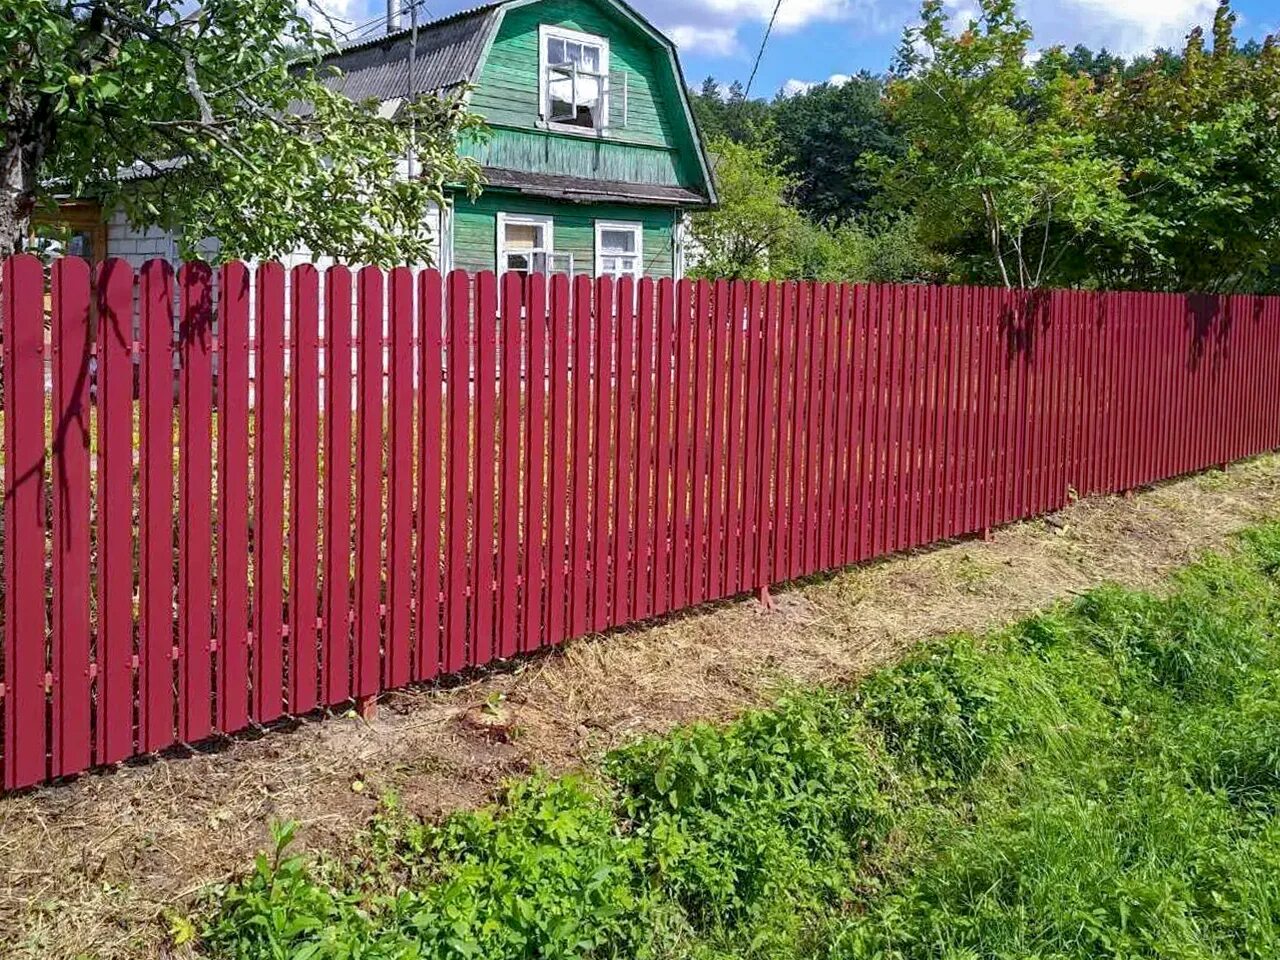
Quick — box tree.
[770,74,902,224]
[877,0,1132,288]
[689,76,728,141]
[1060,44,1127,87]
[689,136,946,283]
[1,0,484,263]
[687,78,772,146]
[687,137,806,279]
[1092,4,1280,292]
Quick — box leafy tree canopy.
[688,136,805,281]
[689,74,904,226]
[877,0,1280,291]
[1090,4,1280,291]
[878,0,1134,289]
[771,74,902,226]
[0,0,484,263]
[690,135,945,283]
[689,78,774,148]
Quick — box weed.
[854,636,1015,788]
[606,692,890,931]
[198,523,1280,960]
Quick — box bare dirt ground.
[5,455,1280,959]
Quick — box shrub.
[200,822,415,960]
[855,636,1014,788]
[202,778,655,960]
[606,692,889,930]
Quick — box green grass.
[195,519,1280,960]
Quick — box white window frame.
[595,219,643,280]
[538,24,610,132]
[496,211,555,276]
[436,199,455,275]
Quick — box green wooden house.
[325,0,716,279]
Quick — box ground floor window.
[497,212,554,275]
[29,201,106,264]
[595,220,643,280]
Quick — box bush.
[606,693,889,930]
[855,636,1015,788]
[202,778,655,960]
[200,821,415,960]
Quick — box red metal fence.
[3,254,1279,789]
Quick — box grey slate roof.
[320,4,502,99]
[481,166,709,206]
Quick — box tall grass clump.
[604,692,890,946]
[198,520,1280,960]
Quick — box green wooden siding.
[459,128,685,186]
[466,0,705,190]
[451,191,677,278]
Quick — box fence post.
[4,255,48,789]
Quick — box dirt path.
[5,455,1280,959]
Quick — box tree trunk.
[1,130,45,261]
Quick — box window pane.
[581,44,599,71]
[549,92,575,120]
[547,37,565,63]
[504,222,542,251]
[600,228,636,254]
[507,252,530,272]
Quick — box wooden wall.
[463,0,706,191]
[451,191,678,278]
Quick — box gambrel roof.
[319,0,716,204]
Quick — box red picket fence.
[3,254,1279,789]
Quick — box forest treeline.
[685,0,1280,293]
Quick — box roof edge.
[327,2,504,57]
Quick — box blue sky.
[314,0,1280,98]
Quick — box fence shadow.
[998,288,1053,362]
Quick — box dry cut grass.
[3,453,1280,958]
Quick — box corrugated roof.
[319,4,503,100]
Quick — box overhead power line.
[343,0,430,42]
[745,0,785,98]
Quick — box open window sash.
[547,63,628,130]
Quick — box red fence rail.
[3,255,1279,789]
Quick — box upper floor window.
[539,25,609,130]
[596,220,643,279]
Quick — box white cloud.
[667,24,741,55]
[779,72,854,96]
[942,0,979,30]
[299,0,364,27]
[695,0,853,32]
[1022,0,1217,57]
[646,0,889,69]
[902,0,1220,68]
